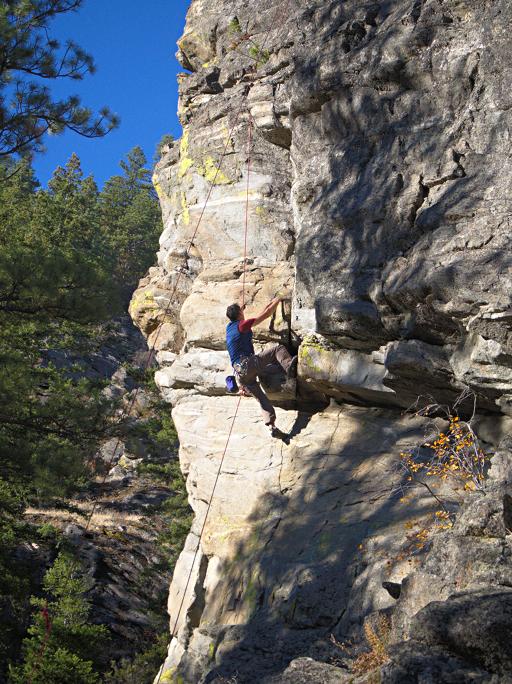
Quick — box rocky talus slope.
[130,0,512,681]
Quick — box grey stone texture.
[129,0,512,682]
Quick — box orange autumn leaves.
[400,414,488,493]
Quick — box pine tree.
[0,154,119,321]
[0,155,120,500]
[0,0,119,160]
[0,150,162,677]
[99,147,162,295]
[8,552,109,684]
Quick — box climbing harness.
[233,356,251,377]
[28,85,255,684]
[154,2,297,674]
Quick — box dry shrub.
[353,614,391,675]
[385,393,490,567]
[396,391,489,510]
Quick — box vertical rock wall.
[130,1,512,681]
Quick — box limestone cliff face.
[130,1,512,681]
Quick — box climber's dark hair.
[226,303,242,322]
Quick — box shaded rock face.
[132,0,512,414]
[128,0,512,681]
[292,0,512,413]
[166,402,439,680]
[380,439,512,683]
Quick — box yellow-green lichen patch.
[243,576,260,616]
[298,334,337,374]
[317,529,333,556]
[179,157,193,177]
[179,129,194,178]
[255,205,271,223]
[302,333,335,352]
[197,156,233,184]
[208,641,216,661]
[202,57,218,69]
[158,668,177,684]
[129,290,156,316]
[153,178,167,202]
[118,455,131,468]
[180,192,190,225]
[236,188,258,199]
[298,345,322,373]
[180,129,189,156]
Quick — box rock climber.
[225,297,297,434]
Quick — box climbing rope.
[154,103,254,684]
[27,91,252,684]
[29,90,256,684]
[154,396,244,684]
[153,2,300,675]
[28,0,294,678]
[242,116,253,308]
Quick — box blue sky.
[33,0,191,187]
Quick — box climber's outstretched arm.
[252,297,282,326]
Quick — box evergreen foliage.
[0,5,180,679]
[8,552,109,684]
[152,460,193,571]
[137,433,192,573]
[0,155,119,501]
[103,634,168,684]
[99,147,162,294]
[0,479,29,668]
[226,16,270,67]
[154,133,175,162]
[0,148,163,678]
[0,0,118,160]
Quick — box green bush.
[8,552,109,683]
[104,633,168,684]
[154,134,175,162]
[36,523,60,541]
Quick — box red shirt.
[238,318,255,333]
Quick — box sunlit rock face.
[129,0,512,681]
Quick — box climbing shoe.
[287,356,298,379]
